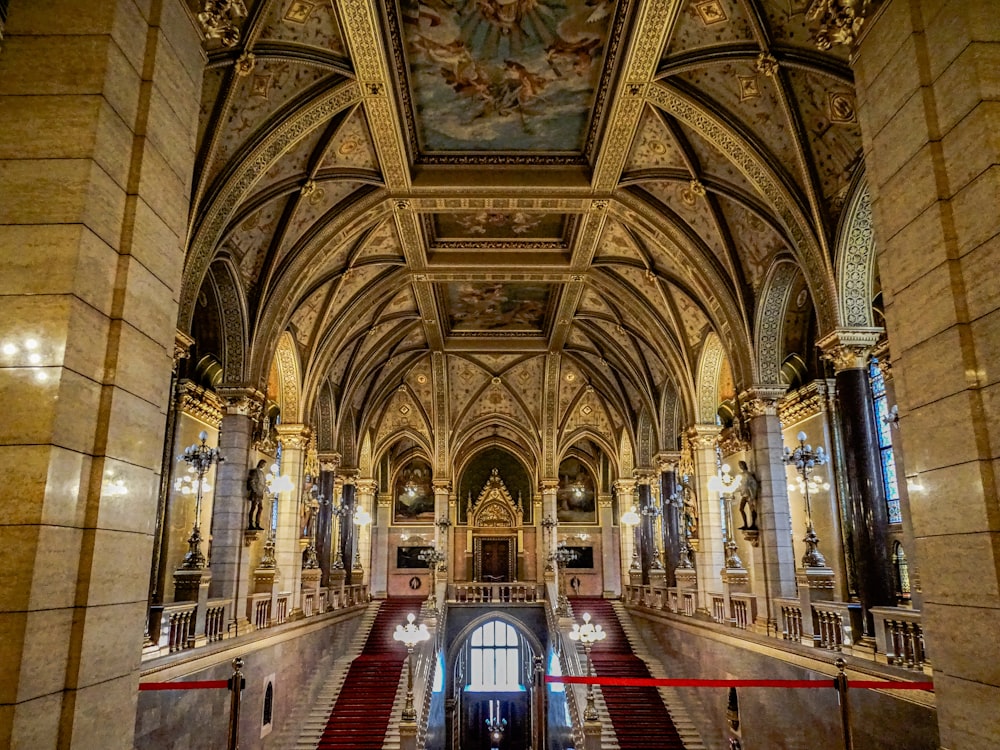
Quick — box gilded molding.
[817,327,882,372]
[778,380,832,427]
[806,0,879,50]
[216,384,265,420]
[613,478,637,495]
[174,330,195,364]
[196,0,247,48]
[276,423,311,451]
[177,380,225,427]
[739,385,786,421]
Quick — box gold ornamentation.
[217,385,265,420]
[284,1,316,24]
[828,91,856,123]
[738,75,761,101]
[276,423,311,450]
[197,0,247,48]
[695,0,728,24]
[805,0,877,50]
[755,52,779,77]
[778,380,830,427]
[817,327,882,372]
[234,52,255,77]
[177,380,225,427]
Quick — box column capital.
[176,379,224,427]
[655,452,681,472]
[686,424,718,450]
[174,329,195,363]
[318,452,341,472]
[276,423,311,449]
[632,469,657,485]
[432,479,452,493]
[355,479,378,495]
[540,479,560,493]
[613,478,637,494]
[217,384,266,419]
[817,327,882,372]
[739,385,786,420]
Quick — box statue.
[736,460,760,530]
[246,459,267,530]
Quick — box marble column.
[740,388,797,633]
[0,1,204,745]
[368,478,389,598]
[614,479,640,586]
[635,471,657,584]
[432,480,451,605]
[316,453,341,587]
[689,425,724,613]
[598,493,619,597]
[818,330,895,639]
[275,424,310,617]
[540,479,560,607]
[339,479,357,584]
[657,453,681,587]
[355,479,378,587]
[207,388,264,630]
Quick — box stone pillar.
[540,480,560,606]
[614,479,641,587]
[368,479,389,598]
[316,453,340,586]
[689,425,723,613]
[598,493,618,597]
[818,330,895,639]
[0,1,204,746]
[275,424,310,616]
[657,453,682,587]
[740,388,797,633]
[340,480,357,584]
[208,387,264,630]
[432,480,451,605]
[354,479,377,587]
[851,10,1000,735]
[635,471,657,584]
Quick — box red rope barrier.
[546,676,933,691]
[139,680,230,691]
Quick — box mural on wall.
[459,447,532,523]
[398,0,619,155]
[443,282,552,334]
[557,456,596,523]
[394,457,435,522]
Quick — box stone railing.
[731,593,756,631]
[774,597,803,643]
[812,601,863,652]
[710,593,727,625]
[449,582,542,603]
[144,580,369,660]
[871,607,928,670]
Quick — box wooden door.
[478,538,511,582]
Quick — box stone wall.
[135,609,366,749]
[630,611,938,750]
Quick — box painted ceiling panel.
[256,0,347,56]
[277,180,369,262]
[289,278,332,349]
[643,179,731,273]
[318,107,380,172]
[394,0,620,158]
[663,0,756,59]
[716,194,789,292]
[448,356,493,423]
[623,106,689,173]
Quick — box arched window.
[869,360,901,524]
[261,680,274,737]
[467,620,523,692]
[893,542,911,601]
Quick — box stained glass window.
[870,360,901,524]
[467,621,523,692]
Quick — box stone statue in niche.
[246,459,267,530]
[737,461,760,530]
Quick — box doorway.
[475,536,514,582]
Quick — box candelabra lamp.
[418,548,447,611]
[176,431,224,569]
[393,613,430,722]
[485,699,507,748]
[569,612,607,721]
[708,459,744,570]
[550,542,578,615]
[330,494,350,569]
[302,485,321,569]
[783,431,828,568]
[541,514,557,571]
[640,501,665,570]
[352,502,372,572]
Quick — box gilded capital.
[432,479,452,494]
[540,479,560,493]
[355,479,378,495]
[655,452,681,473]
[817,328,882,372]
[276,423,311,450]
[614,478,637,495]
[174,330,195,364]
[217,385,266,419]
[686,424,718,450]
[739,385,785,420]
[318,452,342,472]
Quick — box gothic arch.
[835,178,879,329]
[695,332,726,424]
[754,259,800,386]
[208,258,249,385]
[445,612,545,677]
[273,331,302,423]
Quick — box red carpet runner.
[317,598,425,750]
[571,597,685,750]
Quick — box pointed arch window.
[467,620,523,692]
[892,542,911,600]
[869,360,901,524]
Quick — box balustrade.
[162,602,197,652]
[775,597,803,643]
[204,599,228,643]
[871,607,927,670]
[451,582,541,603]
[710,594,727,624]
[731,593,756,631]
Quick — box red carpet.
[317,598,425,750]
[571,597,685,749]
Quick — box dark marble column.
[341,481,357,585]
[820,331,895,638]
[315,460,337,586]
[637,479,654,583]
[659,458,681,587]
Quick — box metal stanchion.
[227,657,245,750]
[834,658,853,750]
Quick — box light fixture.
[783,431,828,568]
[176,431,224,569]
[621,505,641,571]
[709,450,744,569]
[569,612,607,721]
[485,699,507,745]
[393,613,431,722]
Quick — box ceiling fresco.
[391,0,622,159]
[441,281,554,335]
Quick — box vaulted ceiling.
[181,0,860,468]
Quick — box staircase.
[316,598,424,750]
[571,598,687,750]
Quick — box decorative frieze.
[177,380,224,427]
[778,380,833,428]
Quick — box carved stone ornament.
[217,385,265,420]
[817,327,882,372]
[174,330,195,364]
[806,0,878,50]
[177,380,224,427]
[739,386,785,421]
[470,469,523,528]
[276,423,311,451]
[778,380,831,427]
[197,0,248,48]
